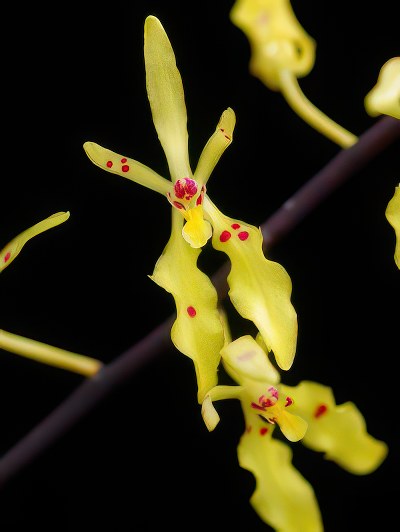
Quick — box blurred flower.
[84,16,298,401]
[0,212,102,376]
[365,57,400,120]
[202,334,388,531]
[230,0,357,147]
[385,184,400,268]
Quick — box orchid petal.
[0,212,70,273]
[221,335,280,384]
[182,205,212,248]
[385,184,400,268]
[238,406,323,532]
[149,210,225,402]
[194,108,236,186]
[282,381,388,474]
[365,57,400,120]
[201,385,243,431]
[144,16,191,182]
[205,197,297,370]
[83,142,170,196]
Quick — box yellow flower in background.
[84,16,298,401]
[385,184,400,268]
[202,334,388,532]
[365,57,400,120]
[230,0,358,148]
[0,212,102,377]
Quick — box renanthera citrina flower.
[83,16,298,400]
[385,184,400,268]
[202,334,388,532]
[365,57,400,120]
[230,0,358,148]
[0,213,102,377]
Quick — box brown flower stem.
[0,115,399,488]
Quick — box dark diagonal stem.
[0,116,399,488]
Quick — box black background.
[1,1,399,531]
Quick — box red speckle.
[174,178,198,200]
[121,158,127,163]
[187,306,197,317]
[106,161,113,168]
[220,230,231,242]
[314,404,328,418]
[260,427,268,436]
[173,201,185,210]
[121,165,129,172]
[285,396,294,407]
[196,195,203,205]
[231,223,240,230]
[246,425,252,433]
[251,402,266,412]
[4,251,11,263]
[238,231,249,241]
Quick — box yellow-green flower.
[365,57,400,120]
[230,0,357,148]
[385,184,400,268]
[202,334,388,531]
[83,16,298,400]
[0,213,103,377]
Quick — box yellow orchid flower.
[230,0,358,148]
[202,335,388,531]
[0,213,102,377]
[83,15,298,392]
[385,184,400,268]
[365,57,400,120]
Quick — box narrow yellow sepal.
[205,198,297,370]
[282,381,388,474]
[150,210,225,402]
[0,212,70,273]
[365,57,400,120]
[385,185,400,268]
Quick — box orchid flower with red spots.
[385,184,400,268]
[0,213,103,377]
[230,0,358,148]
[202,334,388,531]
[83,15,298,401]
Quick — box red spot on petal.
[251,402,266,412]
[106,161,113,168]
[231,223,240,230]
[121,165,129,172]
[238,231,249,241]
[285,396,294,407]
[121,158,127,163]
[314,404,328,418]
[187,306,197,317]
[173,201,185,210]
[4,252,11,263]
[260,427,268,436]
[220,230,231,242]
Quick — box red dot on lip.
[231,223,240,230]
[187,306,197,317]
[220,230,231,242]
[238,231,249,241]
[259,427,268,435]
[4,251,11,262]
[121,165,129,172]
[121,158,127,163]
[106,161,113,168]
[314,404,328,418]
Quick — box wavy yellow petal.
[282,381,388,475]
[205,198,297,370]
[238,406,323,532]
[83,142,170,196]
[144,16,191,182]
[385,185,400,268]
[150,210,225,402]
[365,57,400,119]
[194,108,236,186]
[0,212,70,273]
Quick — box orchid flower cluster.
[81,14,391,531]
